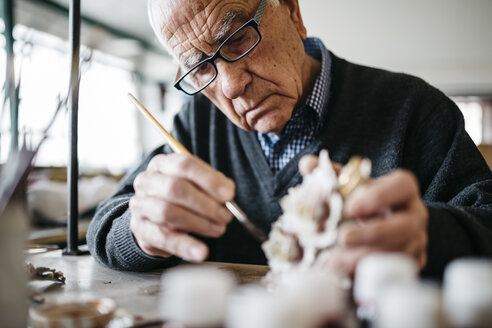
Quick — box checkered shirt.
[257,38,332,173]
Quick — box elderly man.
[87,0,492,279]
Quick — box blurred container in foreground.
[376,281,442,328]
[353,253,418,323]
[226,271,348,328]
[443,258,492,328]
[277,271,348,327]
[160,265,236,328]
[0,203,28,328]
[226,285,292,328]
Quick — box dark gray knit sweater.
[87,54,492,280]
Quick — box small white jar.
[443,258,492,328]
[353,252,418,322]
[160,265,236,328]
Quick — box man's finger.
[130,215,208,262]
[330,247,381,275]
[130,213,172,258]
[139,244,174,259]
[345,169,419,217]
[299,155,343,177]
[129,195,227,238]
[404,230,428,269]
[147,153,235,203]
[134,171,232,224]
[338,210,425,249]
[299,155,319,176]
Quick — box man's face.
[151,0,314,134]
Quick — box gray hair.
[147,0,280,58]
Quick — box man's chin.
[252,118,286,135]
[232,106,290,134]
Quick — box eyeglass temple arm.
[254,0,268,22]
[174,68,182,84]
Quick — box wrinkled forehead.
[149,0,254,68]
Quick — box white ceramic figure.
[262,150,371,285]
[262,223,303,274]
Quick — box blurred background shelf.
[28,217,90,246]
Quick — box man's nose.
[216,59,252,99]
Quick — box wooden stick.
[128,93,190,155]
[127,93,267,241]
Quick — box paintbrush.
[128,93,267,242]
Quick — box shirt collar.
[302,37,332,122]
[255,38,332,171]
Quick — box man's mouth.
[242,95,271,116]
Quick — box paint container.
[443,258,492,328]
[160,265,236,328]
[353,253,418,326]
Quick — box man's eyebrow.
[213,10,249,44]
[182,52,206,70]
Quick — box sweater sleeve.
[87,105,194,271]
[409,94,492,279]
[86,147,180,271]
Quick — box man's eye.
[195,63,213,75]
[229,34,245,45]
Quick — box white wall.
[14,0,492,96]
[300,0,492,96]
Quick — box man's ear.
[280,0,307,39]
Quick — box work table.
[27,249,270,325]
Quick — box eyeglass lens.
[179,25,260,94]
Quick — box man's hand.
[334,170,429,274]
[299,155,429,275]
[129,153,235,262]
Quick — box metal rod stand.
[63,0,85,256]
[3,0,19,155]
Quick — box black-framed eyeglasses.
[174,0,268,95]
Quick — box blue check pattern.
[257,38,332,173]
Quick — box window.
[0,25,140,174]
[453,98,483,145]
